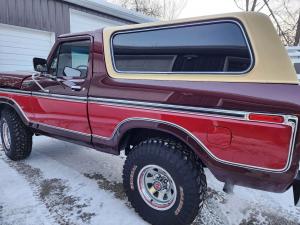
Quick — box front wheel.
[1,108,32,160]
[123,138,207,225]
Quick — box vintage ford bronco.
[0,12,299,225]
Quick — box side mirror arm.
[31,72,49,93]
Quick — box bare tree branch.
[109,0,187,20]
[294,10,300,46]
[283,0,297,23]
[234,0,245,11]
[256,0,270,12]
[251,0,258,11]
[262,0,289,43]
[233,0,299,45]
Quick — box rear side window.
[112,21,253,74]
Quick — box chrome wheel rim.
[2,121,11,150]
[137,165,177,211]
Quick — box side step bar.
[293,171,300,206]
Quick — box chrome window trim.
[110,19,254,75]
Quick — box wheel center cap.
[153,181,162,191]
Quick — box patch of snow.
[0,156,56,225]
[200,170,300,225]
[0,136,299,225]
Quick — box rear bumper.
[293,170,300,206]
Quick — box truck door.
[31,36,92,143]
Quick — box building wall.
[0,0,132,36]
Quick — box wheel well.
[120,128,174,154]
[0,103,13,115]
[0,103,29,126]
[119,128,206,167]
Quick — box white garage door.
[0,24,55,72]
[70,9,124,33]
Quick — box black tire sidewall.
[0,109,32,160]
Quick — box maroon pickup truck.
[0,12,299,225]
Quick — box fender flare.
[107,117,297,174]
[111,117,208,161]
[0,97,30,126]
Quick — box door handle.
[62,80,82,91]
[71,85,82,91]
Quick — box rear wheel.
[1,108,32,160]
[123,138,207,225]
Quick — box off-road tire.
[123,138,207,225]
[1,108,32,160]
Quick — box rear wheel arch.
[116,119,207,167]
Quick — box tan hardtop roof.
[103,12,298,84]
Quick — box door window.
[49,39,91,78]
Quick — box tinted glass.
[112,21,252,73]
[56,40,90,78]
[294,63,300,74]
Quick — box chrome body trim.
[93,117,298,173]
[0,88,292,125]
[0,88,297,173]
[88,97,294,126]
[32,92,87,103]
[89,97,247,119]
[110,19,254,75]
[36,122,91,137]
[0,88,31,95]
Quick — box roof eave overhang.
[63,0,157,23]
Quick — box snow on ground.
[0,136,299,225]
